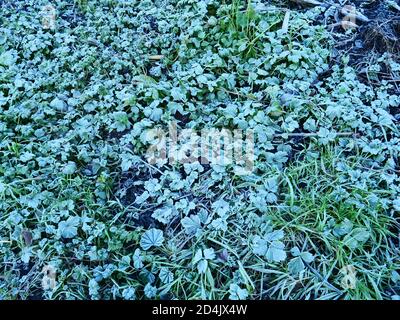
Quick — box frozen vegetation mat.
[1,0,400,300]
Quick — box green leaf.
[159,268,174,284]
[265,240,286,262]
[140,228,164,251]
[288,257,305,275]
[181,215,202,235]
[144,283,157,298]
[229,284,249,300]
[197,259,208,274]
[0,51,15,66]
[58,216,80,239]
[133,249,143,269]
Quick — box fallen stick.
[290,0,323,6]
[273,132,357,138]
[341,6,370,23]
[291,0,370,25]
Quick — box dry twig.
[290,0,323,6]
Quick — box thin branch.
[290,0,323,6]
[272,132,357,138]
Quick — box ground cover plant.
[0,0,400,300]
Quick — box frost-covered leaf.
[197,259,208,274]
[203,248,215,260]
[50,98,67,111]
[20,152,35,163]
[144,283,157,298]
[133,249,144,269]
[181,215,202,235]
[152,207,175,224]
[159,268,174,284]
[288,257,305,275]
[252,230,287,263]
[333,219,353,237]
[393,199,400,211]
[193,249,203,265]
[122,287,136,300]
[265,241,286,262]
[58,216,80,239]
[140,228,164,251]
[212,199,230,216]
[171,87,186,101]
[229,284,249,300]
[0,50,15,66]
[62,162,77,175]
[344,228,370,249]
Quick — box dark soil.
[115,165,162,228]
[329,0,400,120]
[355,1,400,52]
[337,0,400,65]
[174,111,191,127]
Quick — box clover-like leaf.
[252,230,287,263]
[197,259,208,274]
[193,248,215,274]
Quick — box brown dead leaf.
[22,229,33,246]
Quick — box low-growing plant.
[0,0,399,301]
